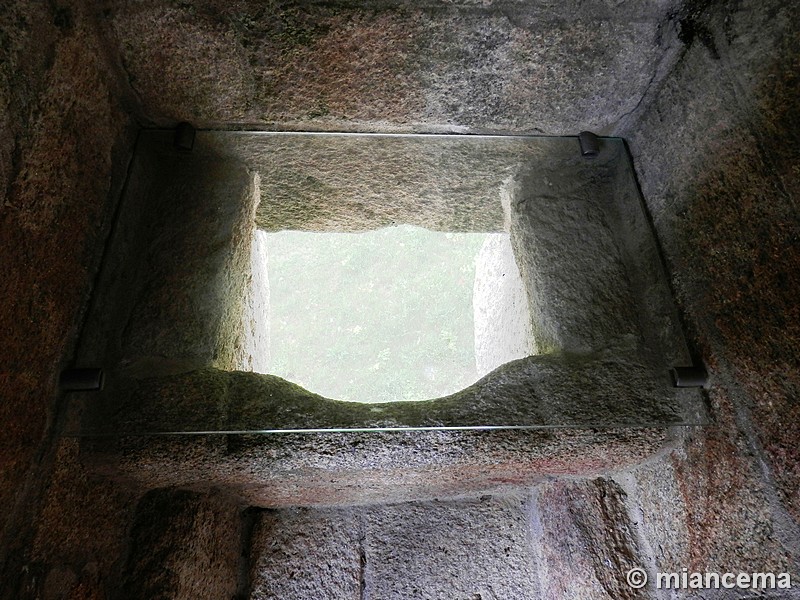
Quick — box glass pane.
[65,132,706,436]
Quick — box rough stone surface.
[473,233,535,376]
[607,155,693,369]
[76,135,260,373]
[511,149,642,354]
[625,400,793,583]
[101,1,675,134]
[85,356,685,434]
[362,496,541,599]
[0,0,136,596]
[248,496,542,600]
[673,399,792,575]
[0,0,129,523]
[238,227,272,373]
[622,455,691,576]
[120,489,242,600]
[532,478,649,600]
[249,508,362,599]
[122,159,256,370]
[238,132,520,233]
[84,426,673,507]
[619,0,800,586]
[682,4,800,528]
[15,440,138,600]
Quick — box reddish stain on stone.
[263,11,426,123]
[682,122,800,523]
[0,6,134,595]
[673,390,789,572]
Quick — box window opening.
[247,224,534,403]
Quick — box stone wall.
[0,0,137,596]
[1,0,798,598]
[97,0,681,134]
[619,0,800,581]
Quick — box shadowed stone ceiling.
[99,0,684,133]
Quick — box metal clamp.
[670,366,708,388]
[174,122,196,152]
[578,131,600,158]
[59,368,105,392]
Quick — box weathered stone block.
[532,478,649,600]
[362,496,541,599]
[249,508,362,600]
[101,1,672,133]
[85,426,671,507]
[623,0,800,527]
[120,489,241,600]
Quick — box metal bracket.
[174,122,196,152]
[59,368,104,392]
[670,366,708,388]
[578,131,600,158]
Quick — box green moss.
[83,349,687,435]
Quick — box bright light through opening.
[244,225,534,403]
